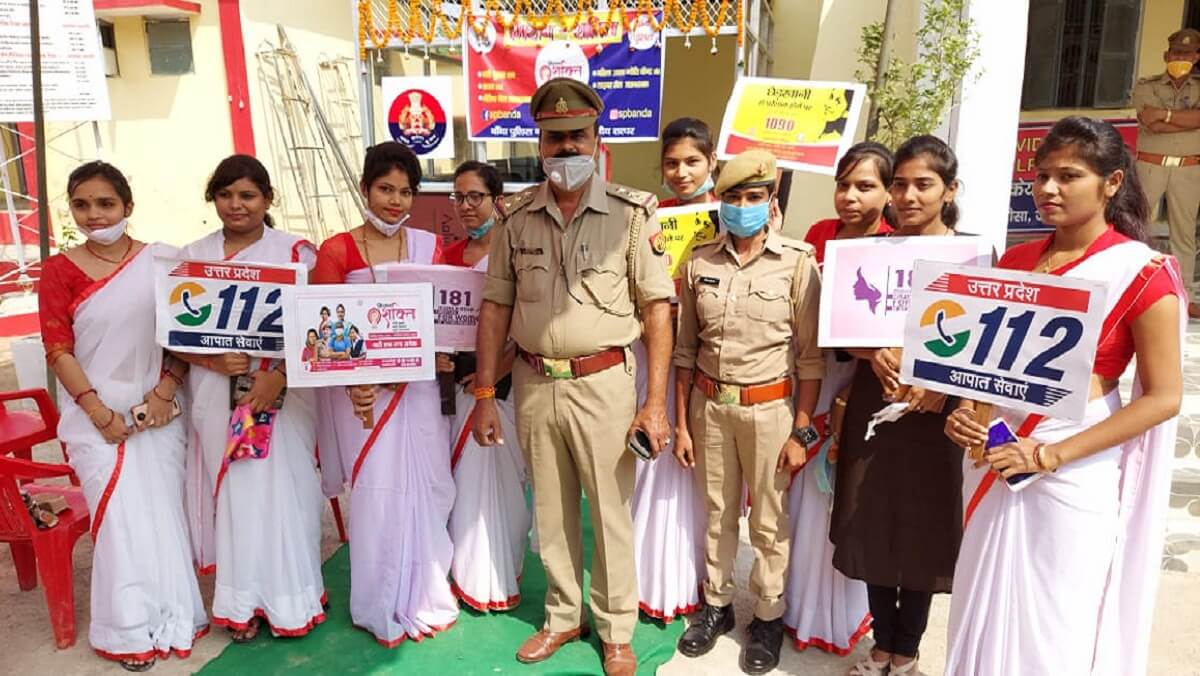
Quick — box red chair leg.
[34,536,78,649]
[9,541,37,590]
[329,497,347,543]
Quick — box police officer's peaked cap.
[715,150,777,198]
[530,78,604,131]
[1169,28,1200,50]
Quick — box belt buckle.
[542,357,574,379]
[1165,155,1184,168]
[716,383,741,406]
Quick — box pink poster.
[818,236,993,348]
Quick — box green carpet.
[198,510,683,675]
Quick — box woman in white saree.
[39,162,206,671]
[439,160,530,612]
[178,155,325,642]
[312,142,457,646]
[945,117,1184,676]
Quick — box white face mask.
[84,218,129,245]
[364,209,410,237]
[543,147,597,192]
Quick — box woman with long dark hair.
[831,136,965,676]
[176,154,326,642]
[782,142,893,657]
[944,116,1184,676]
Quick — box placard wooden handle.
[968,402,993,461]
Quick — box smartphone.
[130,398,182,429]
[628,428,653,461]
[230,374,286,410]
[986,419,1041,492]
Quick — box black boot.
[741,617,784,674]
[677,603,735,657]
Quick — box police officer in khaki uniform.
[673,150,823,675]
[1133,27,1200,318]
[471,78,675,676]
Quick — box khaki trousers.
[1138,160,1200,296]
[513,355,638,643]
[689,390,792,620]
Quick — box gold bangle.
[474,386,496,401]
[1033,443,1056,472]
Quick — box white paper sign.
[154,255,304,358]
[283,283,436,387]
[382,264,483,351]
[818,236,994,347]
[899,261,1107,422]
[381,75,456,160]
[0,1,111,122]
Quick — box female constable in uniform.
[672,149,824,675]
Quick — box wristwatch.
[792,424,819,448]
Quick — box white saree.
[181,227,326,636]
[782,350,871,654]
[631,339,705,622]
[56,244,208,662]
[446,251,530,612]
[315,228,459,646]
[945,240,1185,676]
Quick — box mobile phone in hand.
[986,419,1041,492]
[628,428,653,461]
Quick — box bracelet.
[150,384,172,403]
[1033,443,1056,472]
[73,388,97,405]
[473,386,496,400]
[833,397,847,407]
[161,369,183,387]
[91,407,115,430]
[1166,109,1174,124]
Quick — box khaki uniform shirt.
[1131,72,1200,155]
[674,231,824,385]
[483,173,674,358]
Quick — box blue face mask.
[466,216,495,240]
[663,174,714,202]
[720,201,770,238]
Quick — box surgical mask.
[83,218,129,245]
[1167,60,1195,79]
[364,209,410,237]
[719,201,770,238]
[543,148,596,192]
[466,216,495,240]
[664,174,714,202]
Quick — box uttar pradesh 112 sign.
[899,261,1107,422]
[154,256,304,358]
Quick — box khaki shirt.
[1131,72,1200,155]
[674,231,824,385]
[483,173,674,358]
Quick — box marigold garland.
[356,0,743,58]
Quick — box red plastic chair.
[0,388,59,462]
[0,455,90,648]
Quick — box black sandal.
[230,616,263,644]
[119,657,156,672]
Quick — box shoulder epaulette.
[1136,74,1156,85]
[500,186,538,218]
[778,235,815,255]
[606,183,657,210]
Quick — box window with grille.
[145,19,194,76]
[1021,0,1142,109]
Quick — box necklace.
[359,223,407,283]
[85,237,132,265]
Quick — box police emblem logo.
[649,232,666,256]
[555,97,569,114]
